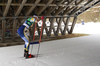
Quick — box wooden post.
[12,19,17,41]
[2,19,6,42]
[69,16,77,34]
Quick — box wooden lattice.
[0,0,100,42]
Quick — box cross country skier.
[17,15,41,58]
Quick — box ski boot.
[24,50,35,58]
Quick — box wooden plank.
[69,16,77,34]
[15,0,27,16]
[37,0,53,15]
[2,19,6,42]
[26,0,41,16]
[3,0,12,17]
[63,17,70,35]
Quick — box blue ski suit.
[17,17,36,51]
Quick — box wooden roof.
[0,0,100,42]
[0,0,100,18]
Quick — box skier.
[81,19,84,25]
[17,15,41,58]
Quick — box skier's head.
[33,15,39,22]
[33,15,38,19]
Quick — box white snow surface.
[0,22,100,66]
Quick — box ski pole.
[30,23,37,54]
[36,15,44,58]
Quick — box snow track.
[0,22,100,66]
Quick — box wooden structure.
[0,0,100,42]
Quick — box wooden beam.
[78,0,100,16]
[15,0,27,16]
[45,0,65,15]
[0,3,91,7]
[52,27,56,36]
[63,17,70,35]
[63,7,75,15]
[2,19,6,42]
[3,0,12,17]
[26,0,41,16]
[55,7,65,15]
[59,28,63,35]
[42,18,49,36]
[0,1,99,7]
[37,0,53,15]
[0,15,73,19]
[56,18,62,36]
[63,0,84,15]
[54,0,75,15]
[69,16,77,34]
[48,18,55,36]
[70,0,94,15]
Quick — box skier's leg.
[17,26,34,58]
[23,28,35,58]
[23,38,34,58]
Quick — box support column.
[12,19,17,41]
[69,16,77,34]
[2,19,6,42]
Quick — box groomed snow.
[0,22,100,66]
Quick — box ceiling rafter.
[45,0,65,15]
[3,0,12,17]
[26,0,41,16]
[70,0,94,15]
[37,0,53,15]
[54,0,75,15]
[15,0,27,16]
